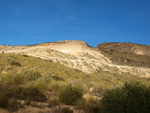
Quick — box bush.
[59,84,83,105]
[33,78,47,91]
[11,61,21,67]
[51,75,64,81]
[6,86,47,102]
[0,93,8,108]
[48,81,67,95]
[13,74,25,85]
[100,82,150,113]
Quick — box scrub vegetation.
[0,53,150,112]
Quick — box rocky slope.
[98,42,150,68]
[98,42,150,56]
[0,40,150,77]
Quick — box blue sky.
[0,0,150,47]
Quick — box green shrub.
[11,61,21,67]
[33,78,47,91]
[0,93,8,108]
[13,74,25,85]
[59,84,83,105]
[6,86,47,102]
[6,86,23,99]
[48,81,67,94]
[100,82,150,113]
[22,87,47,102]
[51,75,64,81]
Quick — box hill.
[98,42,150,56]
[98,42,150,68]
[0,51,150,112]
[0,40,150,77]
[0,53,148,93]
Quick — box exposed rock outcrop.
[0,40,150,77]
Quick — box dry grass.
[0,53,149,103]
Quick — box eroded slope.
[0,40,150,77]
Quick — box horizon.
[0,0,150,47]
[0,40,149,47]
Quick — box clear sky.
[0,0,150,47]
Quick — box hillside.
[0,52,150,112]
[98,42,150,68]
[1,53,148,90]
[98,42,150,56]
[0,40,110,73]
[0,40,150,77]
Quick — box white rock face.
[0,40,150,77]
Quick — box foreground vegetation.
[100,82,150,113]
[0,53,150,112]
[1,82,150,113]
